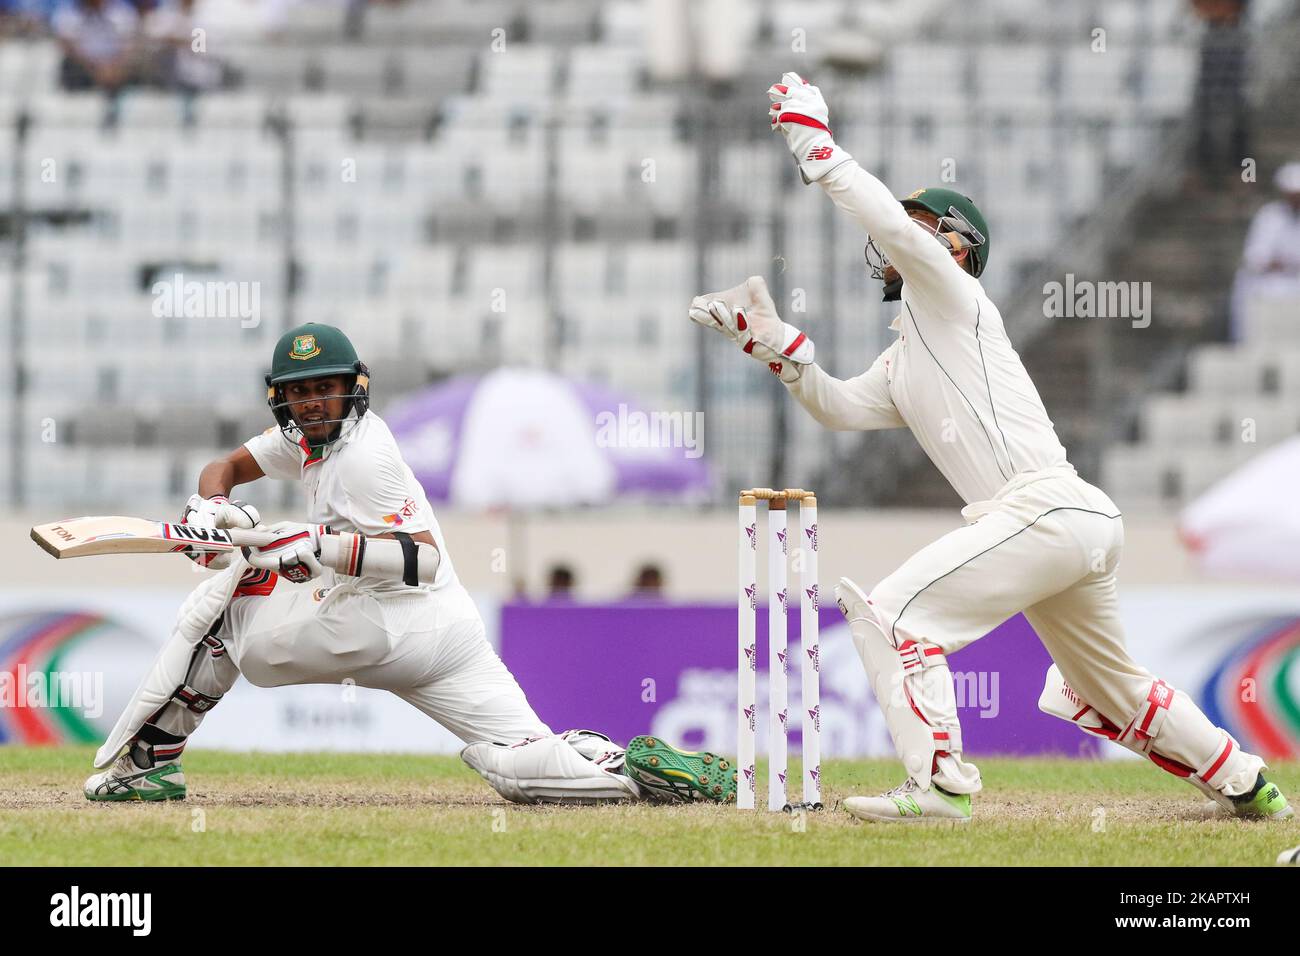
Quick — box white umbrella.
[1179,436,1300,581]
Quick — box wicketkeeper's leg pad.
[1038,664,1264,801]
[837,577,980,794]
[460,730,641,804]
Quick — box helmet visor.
[864,204,986,279]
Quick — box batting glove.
[180,494,261,570]
[688,276,814,383]
[245,521,327,584]
[768,71,853,184]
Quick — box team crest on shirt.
[290,334,321,360]
[382,497,419,526]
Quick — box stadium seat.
[565,44,641,102]
[1140,45,1196,116]
[227,46,311,94]
[890,44,973,112]
[1099,444,1176,510]
[1061,46,1140,119]
[26,93,108,131]
[526,0,601,44]
[976,46,1055,111]
[21,447,98,513]
[310,46,397,97]
[389,247,457,299]
[1187,344,1271,397]
[1240,297,1300,347]
[618,242,693,297]
[115,92,190,129]
[284,94,355,135]
[0,40,60,93]
[1273,349,1300,398]
[598,0,648,46]
[281,0,349,40]
[1226,397,1300,448]
[478,46,558,100]
[397,48,477,97]
[462,245,546,302]
[555,244,612,298]
[1140,394,1230,447]
[1176,448,1248,500]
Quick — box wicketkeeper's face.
[880,210,971,285]
[282,375,351,444]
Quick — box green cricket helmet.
[865,186,990,301]
[265,322,370,446]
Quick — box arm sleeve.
[784,348,906,432]
[818,160,977,319]
[335,442,434,537]
[243,428,302,482]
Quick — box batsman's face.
[284,375,350,443]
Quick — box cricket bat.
[30,516,439,584]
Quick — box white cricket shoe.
[844,778,972,824]
[85,749,186,802]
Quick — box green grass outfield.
[2,748,1297,866]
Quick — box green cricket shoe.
[1229,775,1293,820]
[844,778,972,824]
[623,735,737,803]
[85,750,187,802]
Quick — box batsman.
[83,323,729,806]
[690,72,1292,824]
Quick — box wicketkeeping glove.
[768,71,853,184]
[688,275,814,383]
[180,494,261,570]
[245,521,327,584]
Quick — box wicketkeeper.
[689,73,1293,823]
[85,323,729,805]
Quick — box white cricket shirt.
[787,161,1073,506]
[244,410,458,595]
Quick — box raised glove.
[768,71,853,184]
[245,521,327,584]
[688,276,814,383]
[180,494,261,570]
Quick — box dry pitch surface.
[1,748,1296,865]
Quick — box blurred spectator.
[1230,162,1300,339]
[146,0,227,92]
[628,563,666,600]
[1188,0,1251,189]
[546,564,576,600]
[1,0,63,35]
[54,0,141,92]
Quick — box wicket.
[737,488,822,812]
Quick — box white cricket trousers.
[864,468,1261,797]
[210,572,549,745]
